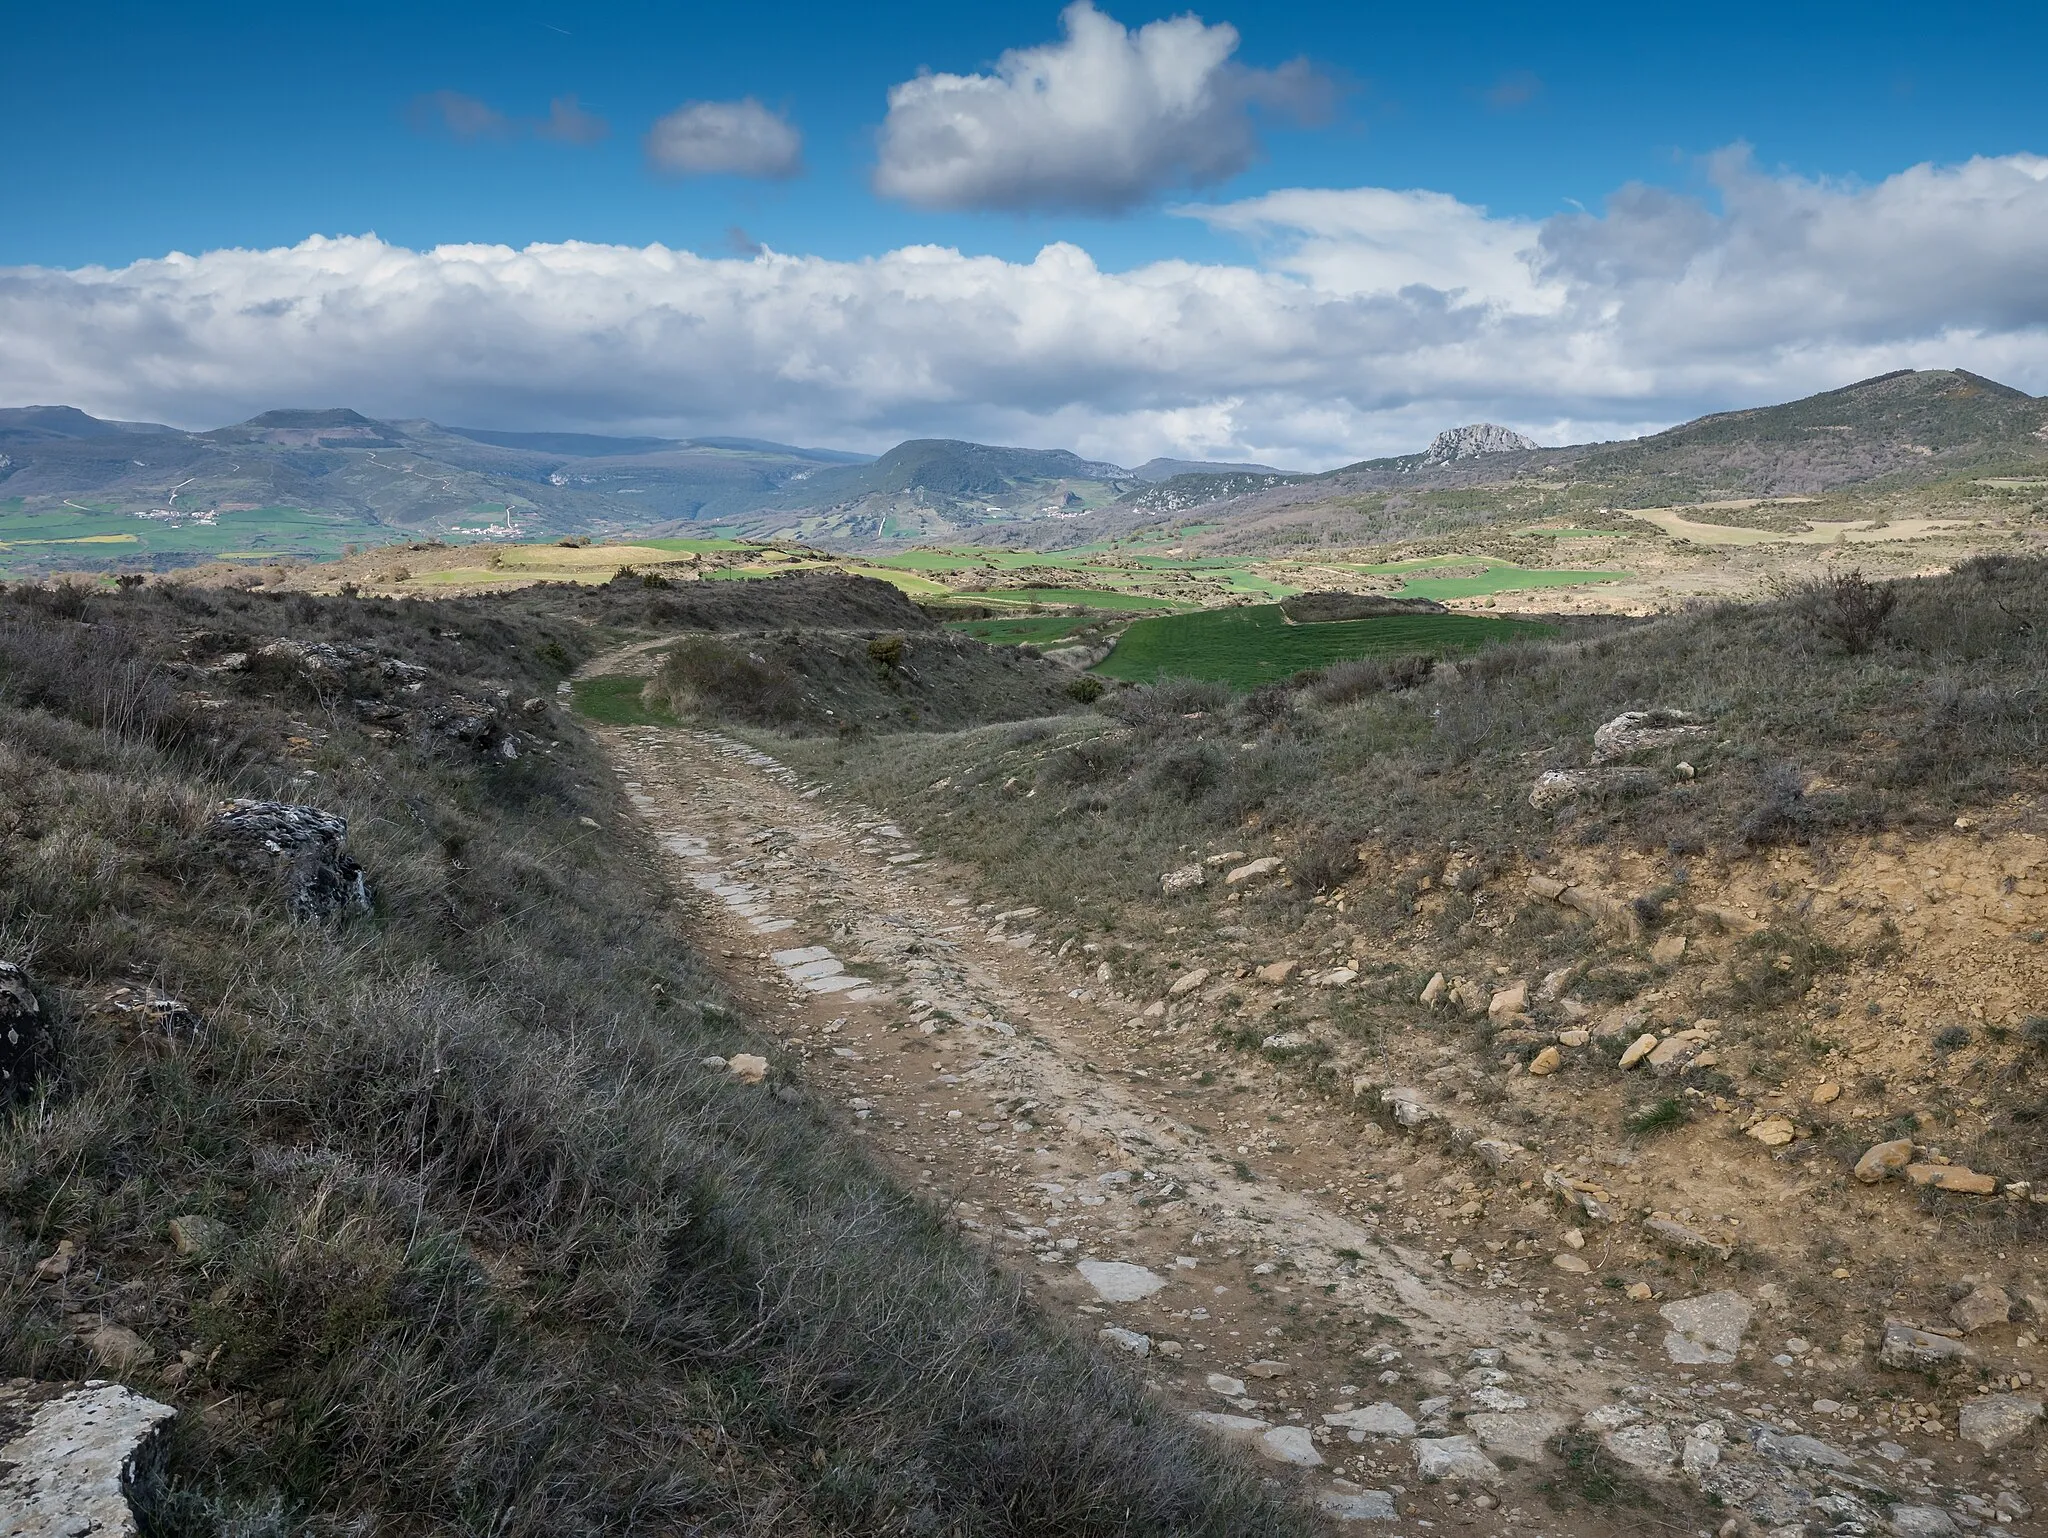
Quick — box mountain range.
[2,370,2043,572]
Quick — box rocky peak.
[1421,423,1540,464]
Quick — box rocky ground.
[578,643,2047,1536]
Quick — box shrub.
[1065,673,1106,704]
[1288,826,1360,893]
[1806,569,1897,654]
[1740,763,1818,846]
[867,633,906,669]
[1147,741,1225,801]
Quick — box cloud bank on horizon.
[5,148,2045,469]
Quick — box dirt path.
[575,653,2044,1536]
[585,725,1654,1531]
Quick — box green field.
[1093,604,1553,688]
[0,503,390,570]
[944,614,1103,645]
[953,586,1180,611]
[1339,555,1628,600]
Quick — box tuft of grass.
[1624,1097,1690,1136]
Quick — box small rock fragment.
[1099,1327,1152,1358]
[1168,968,1210,996]
[1488,981,1528,1022]
[1257,960,1299,985]
[1650,934,1687,967]
[1552,1253,1591,1274]
[1420,972,1447,1007]
[1206,1373,1248,1397]
[1527,1046,1562,1077]
[34,1240,77,1282]
[1854,1138,1915,1183]
[85,1325,155,1371]
[168,1216,228,1258]
[725,1053,769,1084]
[1746,1116,1796,1148]
[1810,1081,1841,1105]
[1619,1033,1659,1069]
[1160,864,1207,896]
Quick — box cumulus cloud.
[646,98,802,179]
[4,151,2046,468]
[874,1,1331,213]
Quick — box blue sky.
[9,0,2043,269]
[4,1,2046,464]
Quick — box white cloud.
[3,151,2046,469]
[646,98,802,179]
[874,1,1329,213]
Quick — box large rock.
[1159,864,1207,897]
[1,960,45,1102]
[1600,1421,1676,1476]
[1644,1215,1733,1263]
[1879,1323,1972,1370]
[1854,1138,1915,1182]
[1318,1488,1397,1521]
[212,799,371,921]
[1413,1435,1499,1483]
[1888,1506,1960,1537]
[1074,1259,1167,1303]
[1465,1409,1566,1463]
[1952,1284,2011,1334]
[1529,767,1659,813]
[1957,1394,2042,1451]
[1660,1291,1752,1364]
[1590,709,1712,764]
[1224,857,1282,886]
[1906,1163,1998,1195]
[0,1380,176,1538]
[1257,1424,1323,1467]
[1324,1403,1416,1438]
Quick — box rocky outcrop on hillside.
[1420,423,1540,465]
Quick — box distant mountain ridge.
[4,370,2042,566]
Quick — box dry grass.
[0,578,1315,1536]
